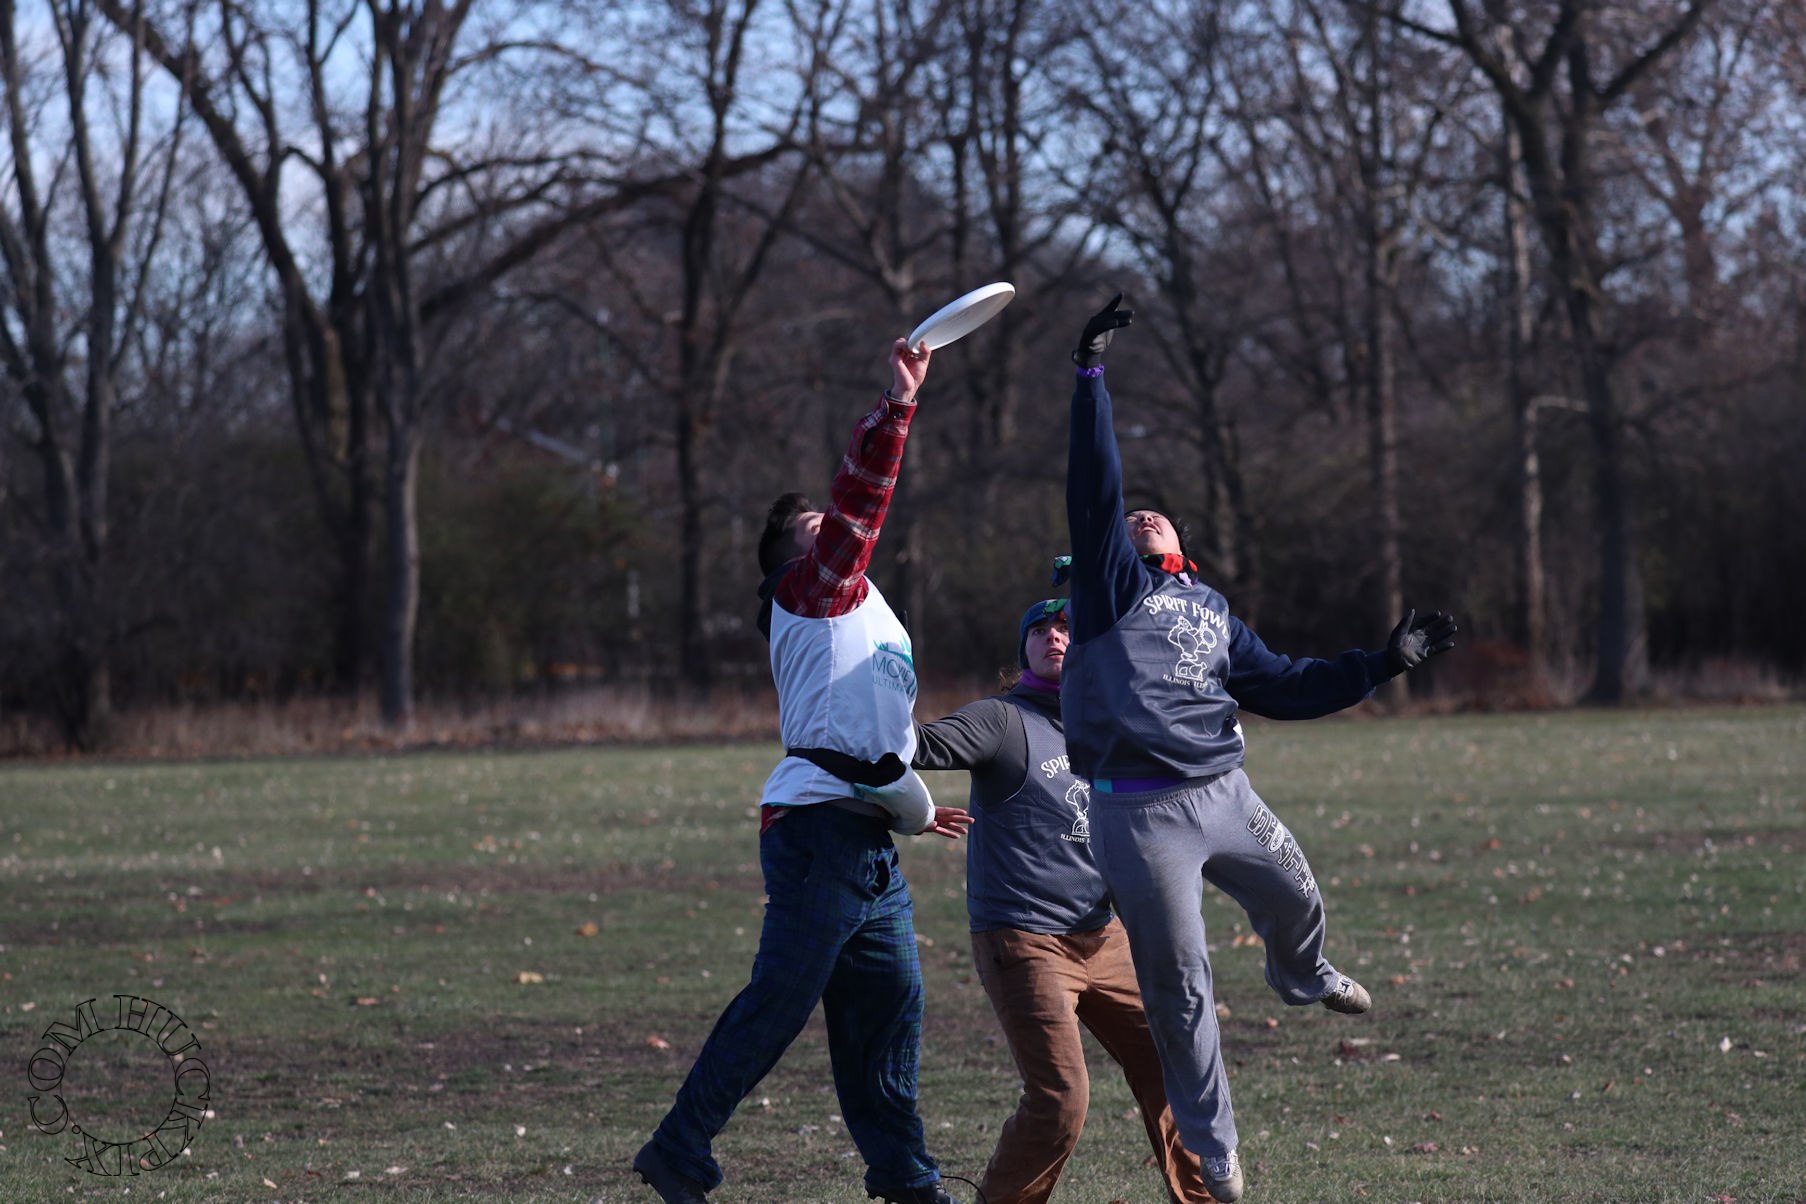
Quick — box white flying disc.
[907,282,1015,352]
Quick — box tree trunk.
[1195,377,1238,589]
[1569,292,1641,702]
[379,427,421,726]
[83,656,111,745]
[1366,266,1406,704]
[1442,0,1706,704]
[336,463,374,691]
[674,403,710,686]
[1181,338,1257,619]
[673,21,724,690]
[1,1,137,750]
[1363,1,1406,704]
[311,316,375,694]
[50,550,109,748]
[1502,105,1546,672]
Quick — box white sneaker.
[1321,974,1371,1015]
[1202,1148,1243,1201]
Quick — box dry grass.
[1647,656,1795,704]
[1,660,1795,761]
[0,677,1009,761]
[0,684,785,761]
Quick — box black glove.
[1386,608,1458,676]
[1072,293,1135,368]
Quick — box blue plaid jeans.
[648,803,941,1194]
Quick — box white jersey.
[761,581,933,833]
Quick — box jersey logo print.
[1061,779,1091,844]
[1164,614,1219,685]
[870,640,917,699]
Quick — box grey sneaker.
[1321,974,1371,1015]
[1202,1148,1244,1202]
[633,1141,709,1203]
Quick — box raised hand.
[889,337,931,402]
[1386,609,1459,675]
[1072,293,1135,368]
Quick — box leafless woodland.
[3,0,1802,750]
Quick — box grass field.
[2,705,1803,1203]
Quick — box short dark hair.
[758,492,816,575]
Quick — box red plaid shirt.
[772,390,916,619]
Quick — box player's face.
[1025,618,1070,680]
[1126,509,1181,556]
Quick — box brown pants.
[972,922,1216,1204]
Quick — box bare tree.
[1498,72,1548,671]
[1274,0,1474,698]
[99,0,789,719]
[1061,3,1264,608]
[1,0,186,745]
[357,0,476,724]
[88,0,388,696]
[791,0,951,635]
[941,0,1086,458]
[555,0,826,687]
[793,0,950,317]
[1621,0,1787,344]
[1768,0,1806,401]
[789,0,1086,645]
[1408,0,1714,702]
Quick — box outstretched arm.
[1228,609,1459,719]
[860,767,971,839]
[1225,617,1390,719]
[913,697,1012,773]
[778,339,930,619]
[1065,296,1145,644]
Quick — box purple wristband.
[1075,365,1105,378]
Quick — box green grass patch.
[2,708,1803,1202]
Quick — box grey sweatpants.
[1088,768,1339,1160]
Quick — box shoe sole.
[634,1164,706,1203]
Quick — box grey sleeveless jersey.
[1062,572,1245,782]
[966,697,1114,934]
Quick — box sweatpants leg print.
[1088,769,1339,1159]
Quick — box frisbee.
[907,282,1015,352]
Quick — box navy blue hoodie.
[1061,369,1393,782]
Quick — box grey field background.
[2,705,1803,1202]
